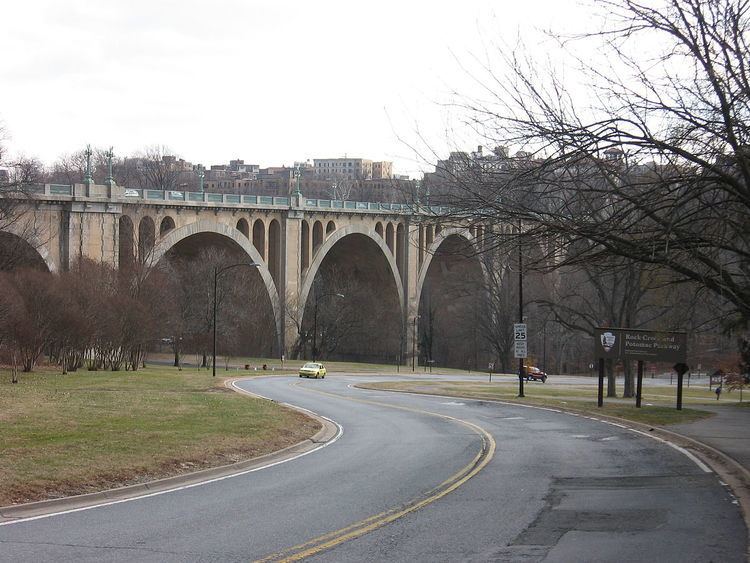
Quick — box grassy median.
[0,366,319,506]
[357,380,716,426]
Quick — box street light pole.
[312,298,318,361]
[213,266,218,376]
[518,220,525,398]
[212,262,260,377]
[412,314,420,372]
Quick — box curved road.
[0,374,745,562]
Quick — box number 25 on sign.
[514,323,527,341]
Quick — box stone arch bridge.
[5,183,491,364]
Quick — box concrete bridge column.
[281,212,303,359]
[64,203,121,270]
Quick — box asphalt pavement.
[0,374,745,562]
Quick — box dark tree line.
[0,247,278,379]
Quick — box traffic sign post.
[514,324,528,359]
[514,322,528,397]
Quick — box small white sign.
[514,323,527,341]
[514,340,528,358]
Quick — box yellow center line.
[254,383,496,562]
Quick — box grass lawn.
[0,365,319,506]
[357,380,715,426]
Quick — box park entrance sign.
[593,327,689,410]
[594,328,687,363]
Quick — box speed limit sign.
[514,323,527,341]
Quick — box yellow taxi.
[299,362,326,379]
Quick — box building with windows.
[313,158,372,180]
[372,160,393,179]
[313,158,393,181]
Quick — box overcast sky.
[1,0,593,176]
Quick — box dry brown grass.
[0,366,319,506]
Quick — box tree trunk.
[11,352,18,383]
[606,359,617,397]
[623,360,634,398]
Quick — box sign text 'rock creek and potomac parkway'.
[594,328,687,363]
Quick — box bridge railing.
[304,198,449,215]
[22,184,449,215]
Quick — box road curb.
[354,384,750,551]
[0,377,336,523]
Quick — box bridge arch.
[312,221,324,253]
[151,219,282,349]
[138,216,156,262]
[298,224,405,360]
[414,227,488,368]
[236,218,249,239]
[300,224,405,318]
[301,220,310,270]
[159,216,175,236]
[415,227,485,312]
[0,229,52,272]
[2,213,56,272]
[268,219,281,288]
[252,219,265,259]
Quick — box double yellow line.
[255,384,496,562]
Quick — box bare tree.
[430,0,750,344]
[475,253,518,373]
[325,179,357,201]
[130,145,181,191]
[428,0,750,374]
[0,269,60,371]
[47,150,87,185]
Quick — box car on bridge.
[299,362,326,379]
[525,366,548,383]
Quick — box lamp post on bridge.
[84,144,94,190]
[196,165,205,193]
[213,262,260,377]
[105,147,116,189]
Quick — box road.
[0,374,745,562]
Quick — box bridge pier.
[281,208,304,359]
[63,200,121,270]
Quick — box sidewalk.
[669,403,750,471]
